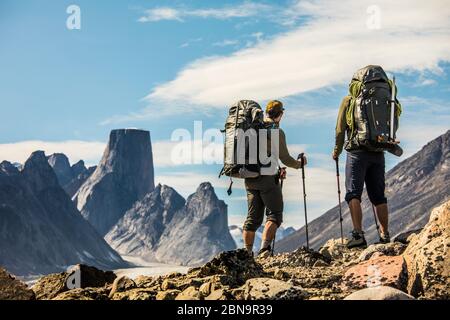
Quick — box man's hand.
[279,167,287,180]
[297,153,307,168]
[332,150,339,161]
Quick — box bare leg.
[243,230,256,253]
[375,203,389,235]
[348,199,363,232]
[262,221,278,244]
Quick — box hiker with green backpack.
[332,65,403,249]
[220,100,307,256]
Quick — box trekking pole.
[335,158,344,244]
[371,204,381,239]
[298,153,309,250]
[271,167,285,257]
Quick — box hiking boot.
[346,230,367,249]
[257,246,272,258]
[377,232,391,244]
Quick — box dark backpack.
[346,65,402,153]
[219,100,265,193]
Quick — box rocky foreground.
[1,200,449,300]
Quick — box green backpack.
[346,65,402,154]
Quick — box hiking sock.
[260,239,272,251]
[245,244,253,255]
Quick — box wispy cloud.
[147,0,450,107]
[179,37,203,48]
[138,2,272,23]
[213,39,239,47]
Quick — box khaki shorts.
[243,175,283,232]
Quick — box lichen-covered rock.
[241,278,308,300]
[0,267,35,300]
[32,264,116,300]
[109,276,136,297]
[403,200,450,299]
[394,229,422,244]
[259,247,331,270]
[344,286,415,300]
[110,288,156,300]
[194,249,264,286]
[134,275,159,288]
[358,242,407,262]
[319,239,348,261]
[175,286,201,300]
[53,288,109,300]
[205,288,232,300]
[155,289,181,300]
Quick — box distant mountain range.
[276,130,450,252]
[0,152,125,276]
[2,128,448,276]
[0,129,236,275]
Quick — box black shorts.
[345,150,387,206]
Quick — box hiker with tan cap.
[242,100,307,256]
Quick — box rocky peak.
[23,151,60,191]
[47,153,71,175]
[101,129,155,191]
[0,161,19,176]
[75,129,155,236]
[105,184,185,260]
[71,160,87,178]
[185,182,227,231]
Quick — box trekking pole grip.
[298,153,305,168]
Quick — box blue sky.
[1,0,449,228]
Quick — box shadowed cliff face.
[106,182,237,266]
[154,182,237,266]
[47,154,96,198]
[276,130,450,252]
[74,129,155,236]
[0,151,125,276]
[105,184,186,260]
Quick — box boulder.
[319,238,348,261]
[199,281,212,296]
[358,242,407,262]
[175,286,201,300]
[32,264,116,300]
[194,249,264,286]
[259,247,331,269]
[241,278,307,300]
[109,276,136,297]
[205,288,232,300]
[394,229,423,244]
[344,286,415,300]
[156,289,181,300]
[403,200,450,299]
[110,288,156,300]
[341,255,408,291]
[0,267,35,300]
[52,288,109,300]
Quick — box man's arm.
[278,129,302,169]
[333,96,351,158]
